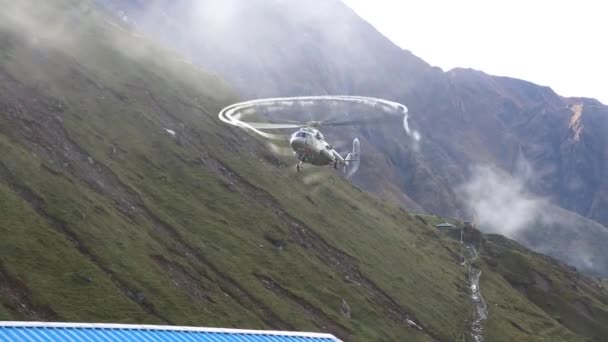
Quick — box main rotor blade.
[322,115,402,127]
[272,118,303,124]
[245,122,304,129]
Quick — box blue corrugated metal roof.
[0,322,342,341]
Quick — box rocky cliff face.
[448,70,608,224]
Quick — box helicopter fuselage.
[289,128,344,167]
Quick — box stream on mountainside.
[461,229,488,342]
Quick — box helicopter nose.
[289,136,306,151]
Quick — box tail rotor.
[344,138,360,178]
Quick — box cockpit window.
[294,132,308,138]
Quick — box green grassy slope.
[0,0,607,341]
[480,235,608,342]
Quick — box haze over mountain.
[94,0,608,277]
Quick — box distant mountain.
[95,0,608,277]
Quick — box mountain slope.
[1,0,608,341]
[95,0,608,277]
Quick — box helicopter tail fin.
[344,138,360,178]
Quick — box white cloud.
[459,164,608,274]
[459,165,546,237]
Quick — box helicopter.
[218,96,411,175]
[289,126,359,172]
[244,118,372,173]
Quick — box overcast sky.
[343,0,607,104]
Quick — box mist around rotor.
[218,95,420,141]
[218,95,420,191]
